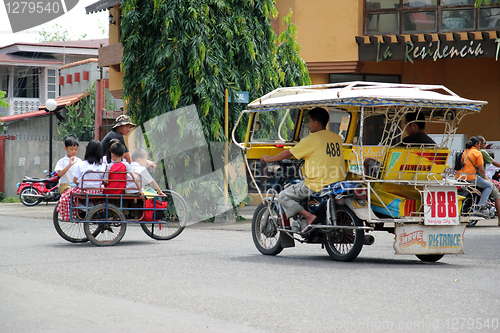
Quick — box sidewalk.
[0,202,256,231]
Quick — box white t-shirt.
[55,155,82,185]
[485,163,500,179]
[126,161,154,193]
[73,160,106,190]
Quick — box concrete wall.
[2,140,88,199]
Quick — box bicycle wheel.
[53,202,88,243]
[141,190,188,240]
[324,205,364,262]
[84,203,127,246]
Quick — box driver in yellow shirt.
[261,107,346,228]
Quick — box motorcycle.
[252,181,373,262]
[459,184,497,227]
[17,171,60,206]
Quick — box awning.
[38,92,89,111]
[86,0,122,14]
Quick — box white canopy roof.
[247,82,487,113]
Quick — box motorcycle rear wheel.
[324,205,364,262]
[252,202,283,256]
[53,202,88,243]
[461,195,479,227]
[19,187,42,206]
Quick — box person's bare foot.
[305,214,317,225]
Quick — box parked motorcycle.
[459,185,497,227]
[17,171,60,206]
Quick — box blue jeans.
[473,175,493,207]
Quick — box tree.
[37,24,88,42]
[120,0,310,220]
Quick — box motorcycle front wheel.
[324,205,364,262]
[252,202,283,255]
[19,187,42,206]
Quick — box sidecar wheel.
[416,254,444,262]
[252,202,283,255]
[324,205,364,262]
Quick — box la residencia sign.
[358,35,500,63]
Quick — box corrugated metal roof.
[38,92,89,111]
[0,53,63,65]
[86,0,122,14]
[1,110,47,123]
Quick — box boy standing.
[126,148,164,195]
[55,137,82,194]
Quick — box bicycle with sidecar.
[53,171,188,246]
[232,81,486,262]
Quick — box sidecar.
[232,81,486,262]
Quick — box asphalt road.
[1,203,500,332]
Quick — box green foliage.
[475,0,491,7]
[277,11,311,87]
[0,90,8,108]
[57,83,117,141]
[37,24,88,42]
[0,195,20,203]
[121,1,310,218]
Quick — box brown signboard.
[358,35,500,63]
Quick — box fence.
[0,139,88,199]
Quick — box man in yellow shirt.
[261,107,346,228]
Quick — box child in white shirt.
[126,148,164,195]
[55,137,82,194]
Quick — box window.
[329,73,400,84]
[46,69,57,99]
[365,0,499,34]
[13,66,40,98]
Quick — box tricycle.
[53,172,188,246]
[232,81,486,262]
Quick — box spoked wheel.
[19,187,42,206]
[461,195,479,227]
[53,202,88,243]
[84,203,127,246]
[141,190,188,240]
[252,202,283,255]
[324,205,364,262]
[416,254,445,262]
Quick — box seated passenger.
[401,111,435,145]
[56,140,106,221]
[104,140,143,196]
[126,148,164,195]
[363,111,436,177]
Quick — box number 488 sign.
[424,186,460,225]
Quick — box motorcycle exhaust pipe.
[363,234,375,246]
[21,194,46,198]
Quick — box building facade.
[87,0,500,140]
